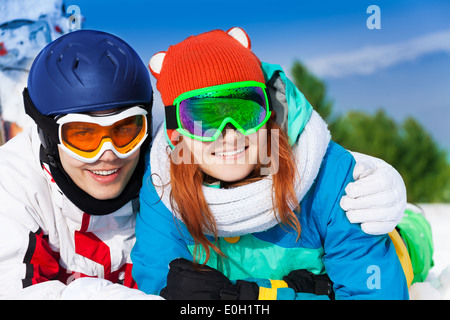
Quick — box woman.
[131,27,409,299]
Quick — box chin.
[88,192,119,201]
[204,164,255,183]
[85,185,124,200]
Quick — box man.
[0,29,159,299]
[0,30,406,299]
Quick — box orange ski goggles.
[56,106,148,163]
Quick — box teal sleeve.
[316,144,409,299]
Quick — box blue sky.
[67,0,450,152]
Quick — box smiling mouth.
[212,146,248,157]
[89,169,119,176]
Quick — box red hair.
[168,118,300,264]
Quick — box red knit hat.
[149,27,265,144]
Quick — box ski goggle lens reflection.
[57,107,148,163]
[173,81,271,142]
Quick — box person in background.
[0,0,74,145]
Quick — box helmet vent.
[107,54,116,66]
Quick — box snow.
[409,204,450,299]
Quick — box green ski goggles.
[165,81,271,142]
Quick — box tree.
[291,61,450,203]
[397,117,450,202]
[330,111,450,202]
[329,109,400,165]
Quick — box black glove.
[160,258,259,300]
[283,269,334,299]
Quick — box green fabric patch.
[397,208,434,283]
[188,233,325,281]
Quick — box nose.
[221,124,241,142]
[97,149,119,162]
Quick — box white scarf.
[150,111,331,237]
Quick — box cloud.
[305,29,450,78]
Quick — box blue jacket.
[132,141,409,299]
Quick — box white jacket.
[0,125,161,299]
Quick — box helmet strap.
[23,88,59,145]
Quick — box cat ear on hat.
[227,27,251,49]
[149,51,166,79]
[149,28,250,78]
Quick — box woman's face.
[180,124,268,182]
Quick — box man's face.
[58,147,140,200]
[57,107,144,200]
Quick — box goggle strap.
[23,88,60,144]
[268,90,273,111]
[164,104,178,129]
[262,84,273,112]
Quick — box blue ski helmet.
[27,29,152,115]
[22,30,153,216]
